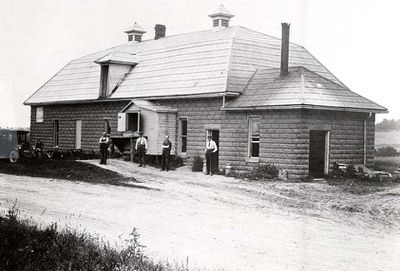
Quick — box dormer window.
[128,34,133,41]
[100,65,109,97]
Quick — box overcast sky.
[0,0,399,128]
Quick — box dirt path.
[1,159,400,270]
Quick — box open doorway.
[206,130,219,170]
[309,130,330,178]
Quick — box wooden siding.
[157,112,176,155]
[140,108,158,155]
[108,64,132,95]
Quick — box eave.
[222,103,389,114]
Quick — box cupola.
[124,22,146,42]
[208,4,234,28]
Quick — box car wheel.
[9,150,19,163]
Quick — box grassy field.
[373,156,400,173]
[0,159,145,188]
[375,130,400,150]
[0,207,183,271]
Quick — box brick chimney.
[280,23,290,77]
[154,24,166,39]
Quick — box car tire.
[9,150,19,163]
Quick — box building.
[24,5,387,180]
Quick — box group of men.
[99,132,172,171]
[99,132,218,175]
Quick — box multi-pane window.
[221,19,229,27]
[36,107,43,122]
[213,19,219,27]
[53,120,59,147]
[128,34,133,41]
[249,118,260,158]
[179,118,188,154]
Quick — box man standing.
[34,137,44,159]
[205,135,218,175]
[99,132,109,165]
[161,135,172,171]
[135,132,147,167]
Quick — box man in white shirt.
[99,132,109,165]
[205,135,218,175]
[135,132,148,167]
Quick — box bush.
[242,163,279,181]
[192,156,203,172]
[375,146,398,157]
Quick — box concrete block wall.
[30,98,376,181]
[30,101,129,152]
[157,98,376,180]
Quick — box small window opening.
[221,19,229,27]
[249,118,260,158]
[213,19,219,27]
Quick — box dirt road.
[1,159,400,270]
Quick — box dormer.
[124,22,146,42]
[95,52,138,98]
[208,4,234,28]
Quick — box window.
[127,113,140,132]
[179,118,188,154]
[36,107,44,122]
[75,120,82,149]
[103,119,111,134]
[100,65,109,97]
[221,19,229,27]
[53,120,59,146]
[134,35,142,42]
[249,118,260,158]
[128,34,133,41]
[213,19,219,27]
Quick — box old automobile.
[0,129,33,162]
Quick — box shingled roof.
[24,25,387,113]
[224,66,387,112]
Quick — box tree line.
[376,119,400,132]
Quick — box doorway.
[206,130,219,169]
[309,130,330,178]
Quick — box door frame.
[309,130,330,177]
[205,129,219,169]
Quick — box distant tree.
[376,118,400,131]
[375,146,398,157]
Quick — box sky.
[0,0,399,128]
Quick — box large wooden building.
[25,5,387,180]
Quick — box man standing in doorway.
[135,132,147,167]
[161,135,172,171]
[99,132,109,165]
[205,135,218,175]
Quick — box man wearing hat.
[135,132,148,167]
[205,135,218,175]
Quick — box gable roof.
[224,66,387,112]
[24,25,387,113]
[121,99,177,113]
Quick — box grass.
[373,156,400,173]
[0,159,147,189]
[0,206,185,271]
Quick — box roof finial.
[208,4,234,28]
